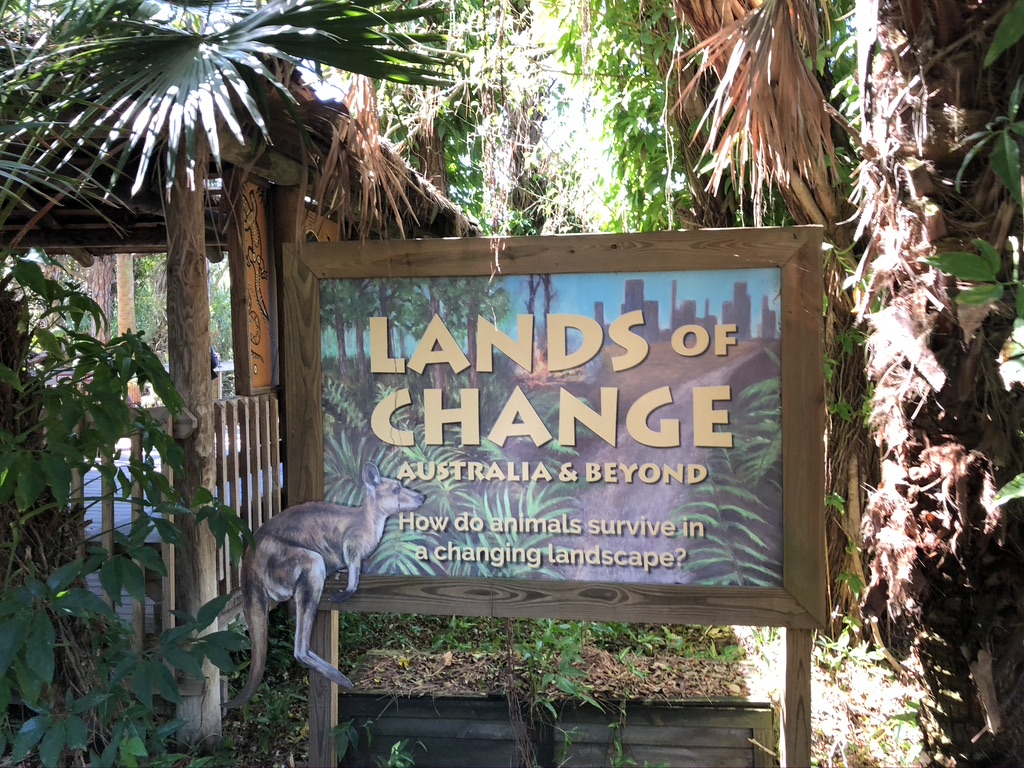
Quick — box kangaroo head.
[363,462,426,517]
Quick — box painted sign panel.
[321,268,784,588]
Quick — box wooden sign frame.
[280,228,825,766]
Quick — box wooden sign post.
[281,229,825,767]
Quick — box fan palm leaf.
[3,0,447,197]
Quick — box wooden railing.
[75,408,181,650]
[80,394,281,643]
[213,392,282,597]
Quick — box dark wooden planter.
[338,692,775,768]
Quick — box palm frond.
[676,0,835,217]
[11,0,447,197]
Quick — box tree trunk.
[116,253,136,335]
[859,0,1024,762]
[89,254,116,342]
[166,147,221,746]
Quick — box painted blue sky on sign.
[496,268,781,336]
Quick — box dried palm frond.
[299,72,473,241]
[677,0,835,222]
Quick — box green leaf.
[161,646,205,681]
[65,715,89,750]
[38,719,66,768]
[130,543,167,576]
[15,458,47,511]
[120,559,146,603]
[957,284,1005,305]
[996,471,1024,505]
[975,239,1003,274]
[924,252,1000,282]
[14,655,44,706]
[196,593,231,630]
[71,689,112,714]
[132,662,155,710]
[46,558,84,594]
[0,614,29,677]
[202,641,237,673]
[55,588,116,619]
[150,659,182,704]
[986,0,1024,67]
[11,715,49,763]
[26,611,56,685]
[40,454,73,508]
[12,260,51,301]
[0,363,22,390]
[991,130,1023,206]
[119,735,148,768]
[99,557,125,605]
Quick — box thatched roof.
[1,68,477,263]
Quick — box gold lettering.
[487,386,553,447]
[369,317,406,373]
[547,314,603,372]
[671,324,710,357]
[371,389,415,446]
[559,387,618,447]
[693,385,732,447]
[408,314,471,374]
[715,324,738,356]
[608,310,649,372]
[477,315,534,373]
[625,386,680,448]
[424,388,481,446]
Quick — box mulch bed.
[351,647,762,703]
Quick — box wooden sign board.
[282,228,825,630]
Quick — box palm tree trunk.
[166,144,222,746]
[117,253,136,335]
[859,0,1024,761]
[89,254,116,342]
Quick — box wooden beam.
[220,133,305,187]
[1,225,227,255]
[298,227,823,279]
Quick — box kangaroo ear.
[362,462,381,489]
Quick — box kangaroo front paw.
[330,589,355,603]
[335,671,355,690]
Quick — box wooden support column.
[225,169,274,396]
[782,627,813,767]
[278,185,337,766]
[167,146,221,746]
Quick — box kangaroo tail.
[224,553,270,709]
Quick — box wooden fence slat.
[213,401,223,595]
[248,397,262,532]
[238,398,252,532]
[226,401,241,518]
[130,433,146,648]
[71,423,85,560]
[259,394,273,529]
[100,452,115,608]
[160,412,176,635]
[213,401,230,596]
[269,393,281,517]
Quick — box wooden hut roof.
[1,70,478,264]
